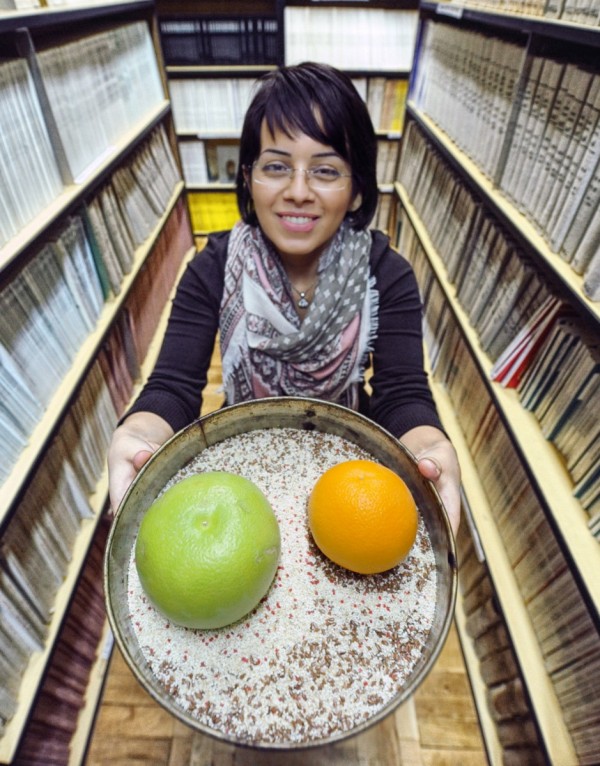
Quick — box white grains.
[127,428,437,746]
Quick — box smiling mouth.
[279,214,317,224]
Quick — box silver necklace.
[290,280,317,309]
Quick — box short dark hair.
[236,62,378,231]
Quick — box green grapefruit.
[135,471,281,629]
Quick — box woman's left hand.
[400,426,461,538]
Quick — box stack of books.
[169,77,257,135]
[284,7,417,71]
[159,15,279,66]
[0,59,63,248]
[411,22,600,299]
[36,22,164,182]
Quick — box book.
[367,77,386,130]
[476,249,530,356]
[581,221,600,302]
[500,55,545,201]
[179,139,209,185]
[517,316,579,412]
[510,58,565,213]
[379,79,409,134]
[534,327,598,436]
[170,77,256,133]
[457,219,504,320]
[0,59,63,247]
[187,190,240,233]
[549,82,600,254]
[485,270,549,363]
[487,677,530,721]
[480,646,520,687]
[36,23,164,180]
[536,68,597,235]
[110,166,155,247]
[159,15,280,67]
[465,596,502,640]
[0,275,69,402]
[523,64,592,228]
[497,717,540,749]
[490,295,563,388]
[85,194,124,296]
[284,7,418,71]
[560,150,600,268]
[52,216,104,332]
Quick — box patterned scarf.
[220,220,378,410]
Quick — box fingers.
[416,453,461,538]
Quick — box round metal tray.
[104,396,457,750]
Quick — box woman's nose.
[283,169,315,199]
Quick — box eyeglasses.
[250,160,352,191]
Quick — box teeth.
[282,215,313,224]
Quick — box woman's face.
[248,121,359,268]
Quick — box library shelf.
[454,587,504,766]
[186,183,236,191]
[398,183,600,622]
[3,231,191,763]
[428,363,577,765]
[0,0,153,33]
[166,64,277,76]
[420,1,600,47]
[67,620,113,766]
[65,242,196,766]
[397,6,600,755]
[175,130,242,140]
[0,101,170,277]
[0,486,106,763]
[0,182,185,534]
[0,3,193,763]
[406,104,600,328]
[284,0,418,9]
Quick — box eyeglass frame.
[247,159,354,192]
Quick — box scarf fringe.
[348,273,379,388]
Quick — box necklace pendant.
[297,293,310,309]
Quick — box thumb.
[132,448,156,472]
[417,456,442,481]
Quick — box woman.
[108,62,461,535]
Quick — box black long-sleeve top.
[127,229,443,438]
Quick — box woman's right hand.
[107,412,174,513]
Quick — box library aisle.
[85,345,487,766]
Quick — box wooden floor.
[86,346,488,766]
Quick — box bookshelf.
[395,4,600,762]
[156,0,419,236]
[0,2,193,763]
[156,0,281,236]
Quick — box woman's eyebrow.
[259,148,341,159]
[259,148,291,157]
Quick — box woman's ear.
[349,192,362,213]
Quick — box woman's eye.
[312,166,342,180]
[262,162,290,176]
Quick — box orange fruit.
[307,459,418,574]
[135,472,280,629]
